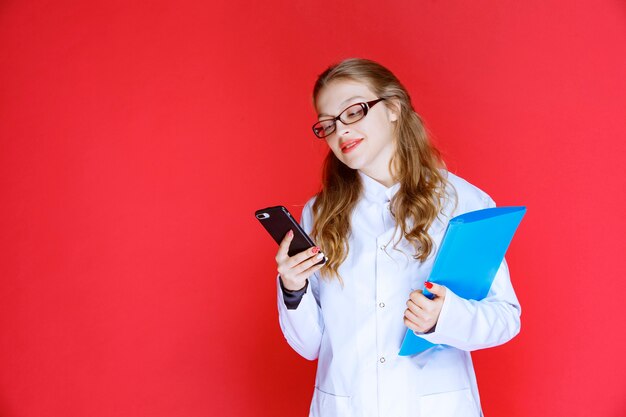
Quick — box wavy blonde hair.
[310,58,450,280]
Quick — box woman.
[275,58,521,417]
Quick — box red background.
[1,1,625,416]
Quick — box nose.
[334,119,351,136]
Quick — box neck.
[359,168,396,188]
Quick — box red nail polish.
[424,282,433,289]
[287,230,293,238]
[312,246,320,254]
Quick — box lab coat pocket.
[419,388,479,417]
[310,387,352,417]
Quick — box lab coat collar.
[358,171,401,204]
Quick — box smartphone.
[255,205,326,265]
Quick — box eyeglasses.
[312,98,385,139]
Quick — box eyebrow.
[318,96,366,118]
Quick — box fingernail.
[316,253,323,260]
[424,282,433,289]
[287,230,293,238]
[311,246,320,254]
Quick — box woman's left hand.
[404,282,447,334]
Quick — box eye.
[344,105,364,120]
[314,120,335,136]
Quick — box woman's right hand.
[276,230,325,291]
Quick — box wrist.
[280,276,308,292]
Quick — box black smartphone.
[255,205,326,265]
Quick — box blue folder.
[398,206,527,356]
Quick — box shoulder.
[299,195,318,232]
[442,171,496,216]
[302,195,318,219]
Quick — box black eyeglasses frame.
[312,98,386,139]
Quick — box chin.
[338,157,363,171]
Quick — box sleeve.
[417,194,522,351]
[279,278,308,309]
[276,200,325,360]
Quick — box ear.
[386,99,401,122]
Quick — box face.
[315,80,398,184]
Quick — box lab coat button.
[379,302,385,308]
[379,244,386,251]
[379,357,386,363]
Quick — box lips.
[340,138,363,154]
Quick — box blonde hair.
[310,58,449,280]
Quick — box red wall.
[1,1,625,416]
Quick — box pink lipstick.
[340,138,363,154]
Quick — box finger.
[404,307,422,325]
[292,252,325,275]
[285,246,322,270]
[409,290,431,308]
[424,282,447,298]
[408,289,423,301]
[276,230,294,261]
[406,299,424,316]
[405,308,434,333]
[404,316,424,333]
[300,261,324,278]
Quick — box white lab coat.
[277,171,521,417]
